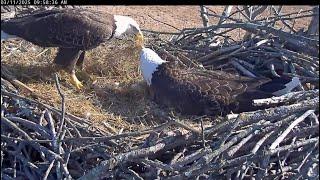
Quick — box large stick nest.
[1,5,319,179]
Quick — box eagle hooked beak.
[135,31,144,48]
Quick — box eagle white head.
[113,15,144,47]
[140,48,167,85]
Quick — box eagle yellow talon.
[70,73,83,90]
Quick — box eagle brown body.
[2,8,144,89]
[149,63,273,116]
[1,8,116,69]
[140,48,299,116]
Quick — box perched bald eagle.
[139,48,301,116]
[1,8,144,89]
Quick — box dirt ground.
[1,5,314,133]
[89,6,312,32]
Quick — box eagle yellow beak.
[135,32,144,48]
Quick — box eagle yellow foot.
[70,73,83,90]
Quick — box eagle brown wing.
[150,63,272,116]
[1,9,116,50]
[181,68,271,99]
[179,68,273,113]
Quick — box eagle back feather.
[151,63,271,115]
[1,9,116,49]
[146,47,274,116]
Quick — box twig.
[307,6,319,35]
[200,6,209,29]
[201,119,205,148]
[147,14,181,31]
[253,90,319,106]
[1,90,90,125]
[170,117,201,134]
[230,58,257,77]
[35,48,50,58]
[271,6,297,33]
[227,130,259,157]
[268,137,319,155]
[173,137,318,179]
[6,117,51,139]
[45,109,62,180]
[218,6,234,25]
[172,148,212,170]
[1,66,48,100]
[197,44,241,62]
[295,142,318,172]
[251,131,273,154]
[54,73,66,139]
[269,110,315,150]
[234,98,319,126]
[186,122,268,176]
[126,168,144,180]
[1,116,32,140]
[64,121,172,143]
[141,29,180,35]
[43,159,56,180]
[139,158,175,171]
[78,143,167,180]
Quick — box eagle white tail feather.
[272,77,301,96]
[1,30,17,41]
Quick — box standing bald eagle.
[139,48,301,116]
[1,8,144,89]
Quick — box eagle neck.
[140,47,167,86]
[108,20,117,40]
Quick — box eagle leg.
[54,48,83,90]
[76,51,86,70]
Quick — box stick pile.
[1,78,319,179]
[1,5,319,180]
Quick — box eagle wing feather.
[2,9,115,49]
[152,63,272,115]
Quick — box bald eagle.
[1,8,144,89]
[139,48,301,116]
